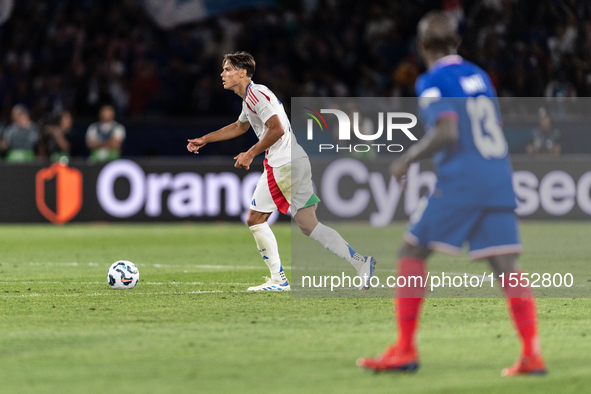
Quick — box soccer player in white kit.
[187,52,376,291]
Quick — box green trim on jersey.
[303,193,321,209]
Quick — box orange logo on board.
[36,163,83,224]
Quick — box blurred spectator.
[0,0,588,121]
[526,108,561,156]
[548,19,577,68]
[392,54,419,97]
[129,61,161,116]
[42,110,76,162]
[86,105,125,162]
[544,71,577,98]
[0,105,38,162]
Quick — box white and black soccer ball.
[107,260,140,289]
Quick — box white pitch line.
[0,281,63,284]
[138,282,253,286]
[0,290,262,298]
[192,264,290,270]
[0,293,42,298]
[18,262,288,270]
[69,281,253,285]
[0,281,254,286]
[86,290,228,296]
[0,293,87,298]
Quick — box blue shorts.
[404,195,522,260]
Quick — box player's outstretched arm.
[187,120,250,154]
[391,117,459,182]
[234,115,284,170]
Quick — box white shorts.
[250,156,320,215]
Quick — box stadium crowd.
[0,0,589,160]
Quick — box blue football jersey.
[415,55,516,208]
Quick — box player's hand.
[187,138,206,154]
[390,157,410,186]
[234,152,254,170]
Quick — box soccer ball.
[107,260,140,289]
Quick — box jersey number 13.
[466,96,508,159]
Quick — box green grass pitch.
[0,222,590,394]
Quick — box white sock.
[309,222,366,271]
[249,223,287,283]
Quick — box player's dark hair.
[418,11,460,54]
[13,104,30,116]
[223,51,256,78]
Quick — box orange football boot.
[502,355,547,376]
[356,345,419,373]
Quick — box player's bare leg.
[488,254,547,376]
[245,209,290,291]
[294,205,377,290]
[357,241,429,372]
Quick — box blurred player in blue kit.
[357,11,546,376]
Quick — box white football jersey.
[238,81,307,167]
